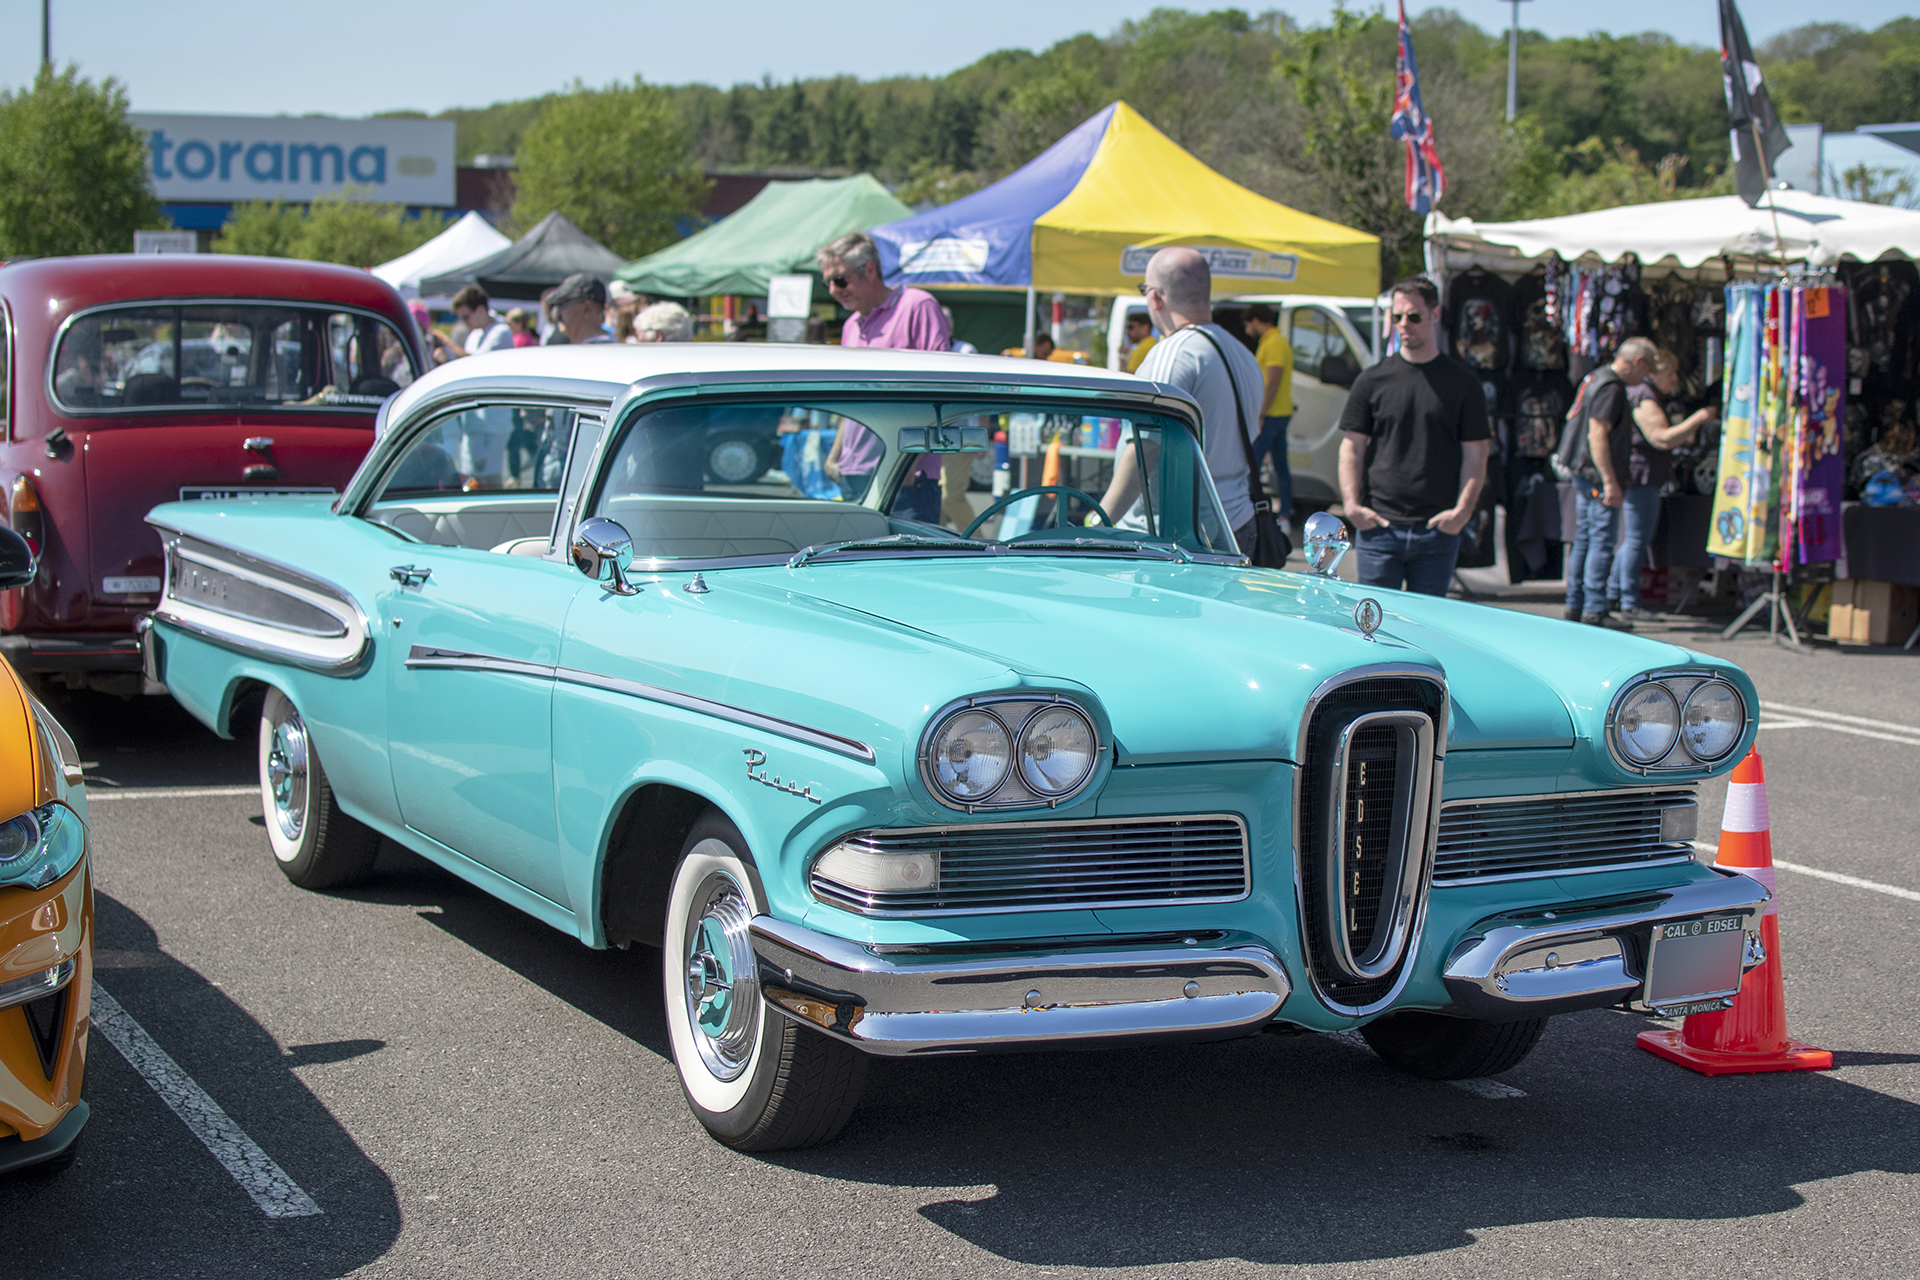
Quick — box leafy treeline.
[386,10,1920,282]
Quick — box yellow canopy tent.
[872,101,1379,299]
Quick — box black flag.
[1719,0,1790,207]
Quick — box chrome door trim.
[400,645,875,764]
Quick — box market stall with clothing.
[1426,192,1920,644]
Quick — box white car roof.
[386,341,1159,427]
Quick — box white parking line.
[1693,842,1920,905]
[84,785,258,800]
[89,983,322,1218]
[1757,701,1920,747]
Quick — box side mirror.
[1303,511,1351,578]
[1321,353,1357,389]
[571,517,640,596]
[0,526,35,591]
[897,424,991,453]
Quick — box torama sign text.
[130,113,456,205]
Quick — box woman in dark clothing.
[1608,347,1719,620]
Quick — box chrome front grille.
[809,815,1248,916]
[1433,789,1698,884]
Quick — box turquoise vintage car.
[140,345,1768,1151]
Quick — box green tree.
[214,192,447,268]
[512,78,709,259]
[213,199,307,258]
[0,65,162,258]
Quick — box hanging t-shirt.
[1445,268,1517,373]
[1846,261,1919,395]
[1512,271,1568,371]
[1511,372,1574,459]
[1337,353,1492,523]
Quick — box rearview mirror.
[0,526,35,591]
[571,517,640,596]
[897,425,991,453]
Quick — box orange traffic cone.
[1638,746,1833,1075]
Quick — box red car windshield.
[51,302,418,416]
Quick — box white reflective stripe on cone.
[1721,781,1771,833]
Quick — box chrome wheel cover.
[681,872,759,1082]
[267,712,309,844]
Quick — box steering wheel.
[965,485,1113,539]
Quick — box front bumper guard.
[1442,870,1771,1022]
[749,917,1292,1057]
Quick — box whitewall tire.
[258,688,380,890]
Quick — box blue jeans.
[1354,523,1461,596]
[1607,485,1660,610]
[891,473,941,525]
[1254,415,1293,519]
[1566,489,1622,615]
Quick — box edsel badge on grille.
[1354,598,1383,640]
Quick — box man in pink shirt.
[817,232,949,523]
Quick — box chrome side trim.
[750,916,1290,1056]
[1290,664,1449,1018]
[400,644,876,763]
[1441,871,1770,1021]
[147,531,373,675]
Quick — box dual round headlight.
[926,701,1099,807]
[1612,677,1745,768]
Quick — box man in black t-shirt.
[1338,277,1491,596]
[1565,336,1655,628]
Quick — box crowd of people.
[402,237,1701,617]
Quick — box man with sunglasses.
[1336,277,1491,596]
[816,232,950,524]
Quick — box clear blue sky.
[3,0,1909,117]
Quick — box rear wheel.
[258,688,380,890]
[1360,1011,1547,1080]
[663,811,868,1151]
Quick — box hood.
[733,557,1581,763]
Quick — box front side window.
[51,303,418,415]
[361,404,571,553]
[584,397,1234,564]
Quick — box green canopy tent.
[616,174,913,298]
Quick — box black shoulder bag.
[1184,324,1292,567]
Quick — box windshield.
[581,397,1238,564]
[52,303,418,416]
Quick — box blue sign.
[130,113,456,206]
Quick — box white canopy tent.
[1427,192,1920,278]
[371,212,512,307]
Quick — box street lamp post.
[1503,0,1533,122]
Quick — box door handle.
[389,565,431,587]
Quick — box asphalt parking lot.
[3,606,1917,1279]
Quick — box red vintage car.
[0,255,423,693]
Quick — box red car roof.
[0,254,410,323]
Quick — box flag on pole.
[1718,0,1791,208]
[1390,0,1447,215]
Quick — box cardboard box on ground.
[1826,580,1920,645]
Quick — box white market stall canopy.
[371,211,512,306]
[1428,192,1920,278]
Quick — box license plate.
[1645,915,1746,1008]
[179,487,335,502]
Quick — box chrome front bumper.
[749,917,1292,1056]
[1442,870,1771,1021]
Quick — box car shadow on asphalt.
[30,686,255,790]
[0,891,400,1280]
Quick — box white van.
[1106,295,1380,512]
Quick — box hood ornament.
[1354,597,1383,641]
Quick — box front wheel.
[258,688,381,890]
[663,811,868,1151]
[1360,1011,1547,1080]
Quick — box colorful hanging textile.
[1708,283,1772,561]
[1784,285,1847,565]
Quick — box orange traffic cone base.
[1636,1027,1833,1076]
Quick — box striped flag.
[1389,0,1446,215]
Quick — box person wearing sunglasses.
[814,233,951,525]
[1335,276,1491,597]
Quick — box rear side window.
[1,300,10,438]
[51,303,418,415]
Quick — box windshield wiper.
[1007,537,1192,563]
[788,534,994,569]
